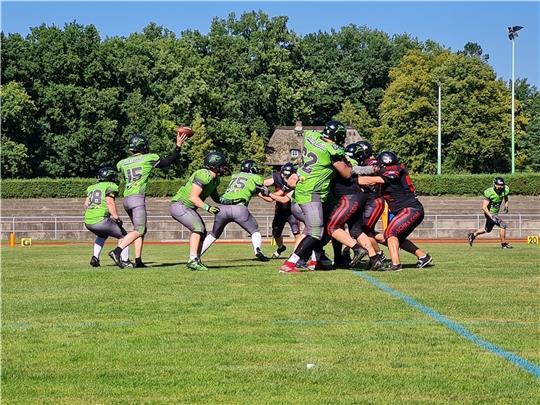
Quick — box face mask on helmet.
[280,163,295,179]
[493,177,505,191]
[241,160,259,174]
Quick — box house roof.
[265,125,362,166]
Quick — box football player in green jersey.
[84,167,130,268]
[468,177,512,248]
[200,160,270,261]
[109,128,189,268]
[279,120,355,273]
[170,151,228,271]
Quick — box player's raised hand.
[175,126,194,148]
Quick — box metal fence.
[1,214,539,241]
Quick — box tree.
[184,114,214,173]
[241,130,269,175]
[0,81,36,177]
[335,100,376,142]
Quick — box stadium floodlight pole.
[437,82,442,175]
[508,25,523,174]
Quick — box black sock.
[294,236,320,260]
[113,247,122,255]
[352,242,362,251]
[135,257,143,265]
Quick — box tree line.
[1,11,539,179]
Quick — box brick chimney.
[294,120,303,136]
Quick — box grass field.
[2,242,539,404]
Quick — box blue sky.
[2,1,539,87]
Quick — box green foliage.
[335,100,376,141]
[2,174,538,199]
[374,49,522,174]
[1,15,538,179]
[241,131,269,175]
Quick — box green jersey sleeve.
[171,169,219,209]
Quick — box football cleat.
[121,259,134,268]
[319,252,333,267]
[467,232,476,247]
[384,263,403,272]
[349,246,368,267]
[108,250,125,269]
[255,248,270,262]
[501,243,513,249]
[416,254,433,269]
[272,245,287,259]
[187,258,208,271]
[90,256,100,267]
[279,261,300,273]
[367,255,384,271]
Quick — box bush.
[0,174,538,199]
[0,176,233,199]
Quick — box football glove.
[256,185,270,197]
[207,205,220,215]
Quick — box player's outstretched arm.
[154,128,189,169]
[333,160,352,179]
[358,176,384,186]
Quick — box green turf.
[2,242,539,404]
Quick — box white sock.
[201,234,217,256]
[288,253,301,264]
[312,251,322,262]
[121,247,129,261]
[251,232,262,253]
[189,255,198,261]
[94,237,106,258]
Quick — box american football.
[177,126,194,138]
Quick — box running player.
[358,151,432,271]
[262,163,302,258]
[200,160,270,261]
[279,120,354,273]
[109,128,188,268]
[468,177,512,248]
[84,167,130,268]
[170,151,228,271]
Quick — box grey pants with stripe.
[170,202,206,234]
[299,201,325,240]
[211,205,259,238]
[123,195,147,234]
[85,217,125,239]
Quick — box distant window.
[290,149,300,158]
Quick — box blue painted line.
[354,271,540,379]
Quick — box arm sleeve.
[352,165,377,175]
[154,148,181,168]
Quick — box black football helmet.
[345,143,363,162]
[377,151,399,166]
[128,134,149,153]
[97,166,118,183]
[322,120,347,146]
[204,151,228,175]
[240,159,259,174]
[493,177,505,191]
[280,162,296,179]
[357,141,373,162]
